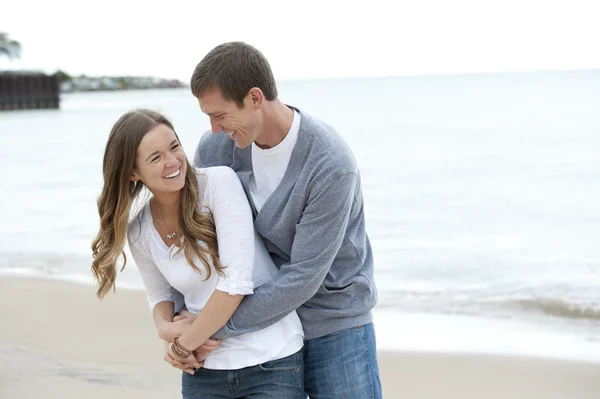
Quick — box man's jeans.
[181,350,304,398]
[304,323,382,399]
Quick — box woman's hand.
[164,341,202,375]
[175,311,223,361]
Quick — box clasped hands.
[160,310,222,375]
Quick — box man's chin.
[233,139,251,149]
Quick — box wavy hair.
[91,109,224,299]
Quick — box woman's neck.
[151,191,181,219]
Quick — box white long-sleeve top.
[127,166,304,370]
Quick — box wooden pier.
[0,73,60,110]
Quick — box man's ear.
[248,87,264,108]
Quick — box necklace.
[154,201,178,240]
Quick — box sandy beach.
[1,277,599,399]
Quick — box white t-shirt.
[249,110,301,212]
[128,166,304,370]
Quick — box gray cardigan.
[193,107,377,340]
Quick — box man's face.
[197,88,261,149]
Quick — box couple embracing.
[92,41,381,399]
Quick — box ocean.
[1,70,599,361]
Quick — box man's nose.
[210,120,221,134]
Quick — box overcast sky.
[1,0,598,81]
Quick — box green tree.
[55,69,72,82]
[0,32,21,60]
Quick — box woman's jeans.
[181,349,304,399]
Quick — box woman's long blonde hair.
[91,109,225,299]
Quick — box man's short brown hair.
[190,42,278,108]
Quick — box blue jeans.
[304,323,382,399]
[181,350,304,398]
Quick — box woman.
[91,109,304,398]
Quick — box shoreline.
[2,276,600,398]
[2,271,600,362]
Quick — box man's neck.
[254,100,294,149]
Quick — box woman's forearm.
[152,300,175,340]
[177,290,243,350]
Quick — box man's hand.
[193,339,222,362]
[158,312,195,342]
[173,310,196,322]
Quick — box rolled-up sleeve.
[206,167,255,296]
[216,269,254,295]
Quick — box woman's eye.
[171,144,180,151]
[152,156,160,162]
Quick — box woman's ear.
[130,172,140,182]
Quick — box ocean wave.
[505,298,600,321]
[376,288,600,324]
[2,252,599,324]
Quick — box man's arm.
[212,171,358,339]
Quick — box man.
[190,41,381,398]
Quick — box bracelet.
[171,337,192,359]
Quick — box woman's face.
[131,123,187,194]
